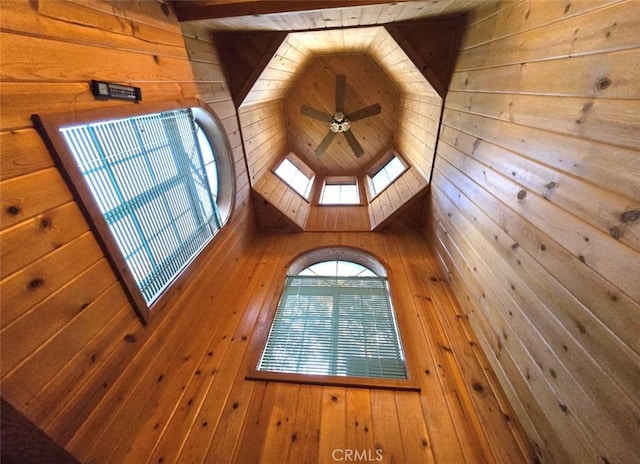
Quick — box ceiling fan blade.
[315,130,337,157]
[301,104,332,122]
[336,74,346,113]
[343,130,365,158]
[345,103,381,121]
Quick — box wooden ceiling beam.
[174,1,414,22]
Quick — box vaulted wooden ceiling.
[175,0,481,30]
[285,54,398,175]
[177,1,470,231]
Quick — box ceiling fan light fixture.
[330,113,350,133]
[300,74,380,157]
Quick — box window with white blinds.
[60,109,222,306]
[257,259,407,380]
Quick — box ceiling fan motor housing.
[330,112,350,133]
[299,74,380,157]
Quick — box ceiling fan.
[300,74,381,158]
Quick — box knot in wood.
[27,277,44,290]
[472,381,485,393]
[596,77,611,90]
[517,189,527,200]
[609,226,621,240]
[40,217,52,229]
[620,209,640,223]
[6,205,21,216]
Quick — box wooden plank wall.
[230,24,443,231]
[379,193,427,231]
[427,1,640,462]
[215,30,288,107]
[251,190,306,232]
[0,0,255,457]
[385,17,465,98]
[305,205,370,231]
[40,230,532,463]
[368,27,438,98]
[237,100,288,184]
[253,171,310,229]
[236,100,310,230]
[240,33,312,107]
[395,94,442,180]
[368,27,443,182]
[369,167,428,229]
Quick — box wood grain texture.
[216,30,289,107]
[384,16,466,97]
[428,1,640,462]
[305,205,371,231]
[7,2,637,463]
[394,94,441,180]
[185,0,489,31]
[3,203,534,462]
[285,54,399,175]
[238,100,289,183]
[0,2,256,461]
[369,168,428,230]
[232,24,442,227]
[368,27,439,97]
[253,171,309,230]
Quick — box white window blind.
[60,109,221,305]
[258,275,407,380]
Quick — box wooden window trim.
[272,152,315,202]
[32,98,235,324]
[245,247,421,391]
[365,150,409,202]
[317,176,364,206]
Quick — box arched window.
[249,248,416,389]
[34,98,235,323]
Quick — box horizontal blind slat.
[60,108,221,305]
[258,274,407,380]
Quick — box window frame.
[33,98,235,324]
[246,247,420,391]
[318,176,362,206]
[272,152,315,201]
[365,151,409,201]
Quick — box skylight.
[274,157,314,200]
[370,155,405,196]
[320,179,359,205]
